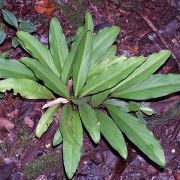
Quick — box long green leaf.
[88,45,117,72]
[79,103,100,143]
[16,31,59,76]
[88,55,127,80]
[107,105,165,167]
[103,99,129,112]
[90,26,120,66]
[53,128,63,146]
[20,57,70,99]
[63,111,83,179]
[80,56,145,97]
[0,78,54,99]
[85,12,94,32]
[73,31,93,97]
[36,104,59,138]
[0,58,37,80]
[112,74,180,100]
[111,50,171,92]
[60,104,77,146]
[96,45,117,64]
[91,90,110,107]
[95,110,127,158]
[61,26,85,85]
[0,52,9,58]
[49,17,68,75]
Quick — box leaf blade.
[88,55,127,79]
[0,52,9,58]
[73,31,93,97]
[95,110,127,158]
[91,26,120,66]
[53,128,63,146]
[0,78,54,99]
[19,21,36,33]
[0,58,37,80]
[0,30,6,44]
[60,104,77,146]
[16,31,59,76]
[112,74,180,100]
[49,17,68,75]
[36,105,59,138]
[79,103,100,144]
[2,9,18,28]
[63,111,83,179]
[85,12,94,32]
[61,26,85,84]
[91,90,110,107]
[20,57,70,99]
[103,99,129,112]
[80,56,145,97]
[111,50,171,92]
[107,105,165,167]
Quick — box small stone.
[45,143,51,148]
[148,33,157,40]
[35,175,47,180]
[171,38,177,43]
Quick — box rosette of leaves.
[0,12,180,179]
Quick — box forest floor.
[0,0,179,179]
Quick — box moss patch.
[23,153,64,179]
[54,0,104,27]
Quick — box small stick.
[172,119,180,140]
[136,12,180,70]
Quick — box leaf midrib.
[111,52,169,92]
[108,107,158,158]
[81,60,138,96]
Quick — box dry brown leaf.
[34,0,56,18]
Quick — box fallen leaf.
[34,0,56,18]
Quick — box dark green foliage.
[0,12,179,179]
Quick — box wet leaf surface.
[0,0,180,179]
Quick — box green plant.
[0,12,180,179]
[0,0,36,47]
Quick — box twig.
[136,12,180,70]
[172,119,180,140]
[31,0,36,13]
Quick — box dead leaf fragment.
[34,0,56,18]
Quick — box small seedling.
[0,0,36,47]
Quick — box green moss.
[0,120,34,158]
[23,153,64,179]
[12,121,34,156]
[54,0,104,28]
